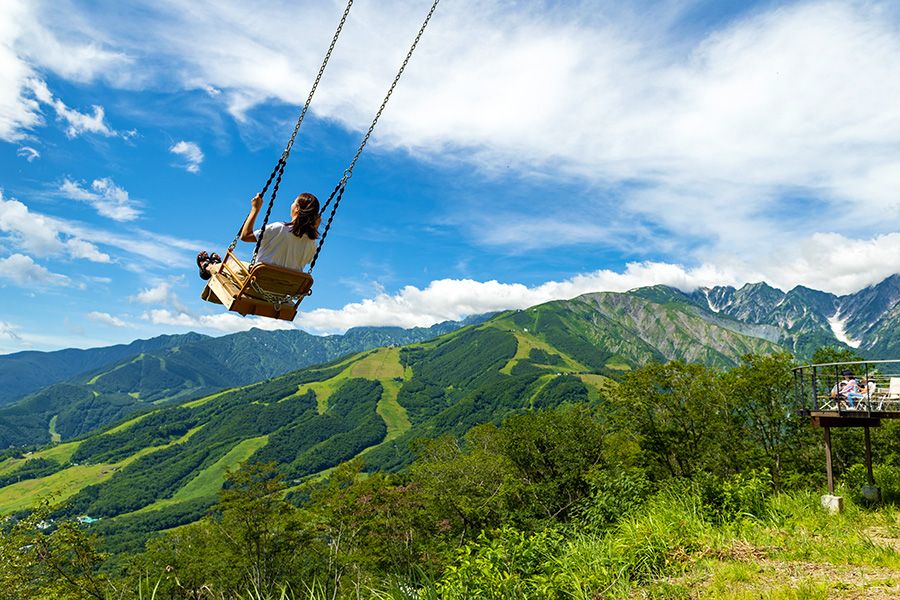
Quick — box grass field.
[349,347,404,379]
[497,329,590,375]
[33,440,82,463]
[377,379,411,442]
[128,435,269,516]
[577,373,617,401]
[48,415,61,443]
[297,348,406,414]
[0,440,83,478]
[0,426,203,515]
[0,463,117,514]
[86,353,144,385]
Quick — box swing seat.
[200,251,313,322]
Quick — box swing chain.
[308,182,347,273]
[311,0,440,267]
[228,0,354,255]
[343,0,440,182]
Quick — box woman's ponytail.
[290,193,320,239]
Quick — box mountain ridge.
[1,276,897,451]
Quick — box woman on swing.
[197,192,320,279]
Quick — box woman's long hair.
[290,193,320,239]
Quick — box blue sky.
[1,0,899,353]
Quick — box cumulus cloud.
[141,308,294,333]
[294,262,731,333]
[0,253,69,288]
[0,194,66,256]
[0,193,112,263]
[16,145,39,161]
[131,282,174,304]
[65,238,111,263]
[0,191,203,267]
[0,2,43,142]
[296,236,900,334]
[59,177,141,221]
[0,0,129,142]
[169,140,204,173]
[86,311,127,327]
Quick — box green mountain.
[0,287,784,546]
[0,334,204,407]
[5,275,899,451]
[0,320,486,448]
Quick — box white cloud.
[141,308,294,333]
[16,145,39,161]
[0,321,22,341]
[132,282,173,304]
[0,253,69,288]
[0,2,42,142]
[295,261,732,333]
[60,177,141,221]
[0,194,66,256]
[66,238,111,263]
[0,0,130,142]
[27,78,119,139]
[0,192,113,263]
[86,311,127,327]
[296,234,900,334]
[169,140,204,173]
[0,191,204,269]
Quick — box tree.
[0,501,109,600]
[616,362,738,479]
[722,352,818,489]
[215,462,310,596]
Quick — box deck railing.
[792,359,900,415]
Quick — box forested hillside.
[0,318,485,448]
[5,276,899,450]
[0,289,788,529]
[2,350,899,599]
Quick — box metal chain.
[280,0,354,164]
[312,0,440,271]
[308,183,347,273]
[340,0,440,186]
[228,0,354,254]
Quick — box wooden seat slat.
[200,251,313,322]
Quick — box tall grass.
[114,489,899,600]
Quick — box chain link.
[253,0,354,261]
[311,0,441,274]
[342,0,440,183]
[229,0,354,256]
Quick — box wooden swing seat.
[200,251,313,322]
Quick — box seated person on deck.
[830,370,859,405]
[197,192,321,279]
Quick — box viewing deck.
[794,359,900,424]
[793,359,899,499]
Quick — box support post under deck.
[864,426,875,486]
[823,426,834,495]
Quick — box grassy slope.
[0,427,202,515]
[48,415,61,443]
[86,353,145,385]
[0,464,118,513]
[129,435,270,515]
[495,326,590,375]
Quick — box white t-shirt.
[253,222,317,271]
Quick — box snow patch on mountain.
[827,312,861,349]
